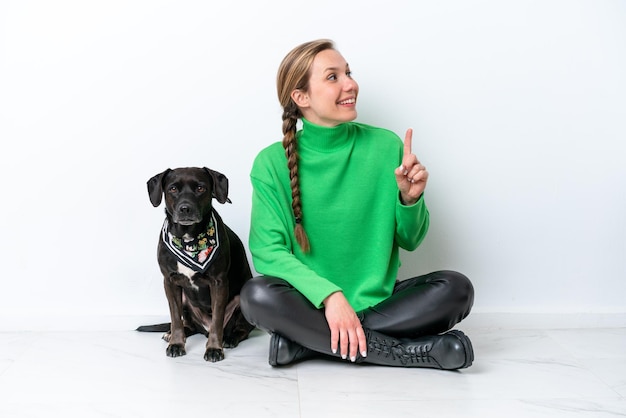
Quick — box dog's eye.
[196,186,206,193]
[168,186,178,193]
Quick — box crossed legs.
[240,271,474,369]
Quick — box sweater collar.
[298,118,352,152]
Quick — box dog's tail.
[136,323,202,337]
[136,323,171,332]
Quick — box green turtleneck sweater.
[249,119,430,312]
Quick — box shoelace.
[368,336,432,366]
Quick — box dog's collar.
[161,211,220,273]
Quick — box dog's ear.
[147,169,171,207]
[204,167,232,204]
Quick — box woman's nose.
[343,77,358,92]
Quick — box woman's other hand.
[322,292,367,362]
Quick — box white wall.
[1,0,624,329]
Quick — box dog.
[137,167,254,362]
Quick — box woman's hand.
[394,128,428,205]
[322,291,367,362]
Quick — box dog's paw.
[223,327,253,348]
[204,348,225,362]
[223,340,238,349]
[162,332,171,342]
[223,335,245,349]
[166,343,186,357]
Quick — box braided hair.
[276,39,335,253]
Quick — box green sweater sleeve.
[395,193,430,251]
[249,175,342,308]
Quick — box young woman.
[240,39,474,369]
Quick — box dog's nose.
[178,205,190,214]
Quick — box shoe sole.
[268,333,280,367]
[447,330,474,369]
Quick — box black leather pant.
[239,270,474,357]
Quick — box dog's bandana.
[161,211,220,273]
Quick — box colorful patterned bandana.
[161,211,220,272]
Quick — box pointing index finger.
[404,128,413,156]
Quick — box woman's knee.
[240,276,293,329]
[241,276,277,311]
[422,270,474,310]
[443,270,474,313]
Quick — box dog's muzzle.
[172,203,202,225]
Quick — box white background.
[1,0,624,328]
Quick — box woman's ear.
[291,89,309,108]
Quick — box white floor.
[1,316,625,418]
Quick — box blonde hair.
[276,39,335,253]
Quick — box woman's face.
[293,49,359,127]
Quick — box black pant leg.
[240,276,334,355]
[360,270,474,337]
[239,271,474,357]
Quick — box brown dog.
[137,167,254,362]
